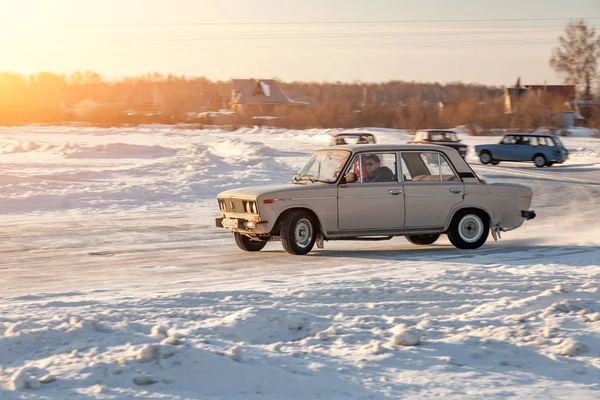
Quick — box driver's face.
[364,159,379,172]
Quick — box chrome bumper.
[215,217,268,231]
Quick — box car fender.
[273,203,329,234]
[443,202,495,231]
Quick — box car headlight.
[252,202,258,214]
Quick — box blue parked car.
[475,133,568,168]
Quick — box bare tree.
[550,19,600,93]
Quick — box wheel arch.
[270,206,323,236]
[444,206,492,232]
[532,152,546,161]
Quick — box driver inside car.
[363,154,394,183]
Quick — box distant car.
[408,130,468,158]
[475,133,568,168]
[215,144,535,255]
[330,132,376,146]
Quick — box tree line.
[0,20,598,131]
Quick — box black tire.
[280,210,317,255]
[447,209,489,250]
[479,151,492,165]
[533,154,546,168]
[490,160,500,165]
[234,232,267,252]
[546,161,554,167]
[406,234,440,245]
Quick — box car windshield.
[430,132,456,142]
[414,131,428,141]
[332,134,372,145]
[294,150,350,183]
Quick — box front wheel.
[234,232,267,252]
[447,210,489,249]
[406,234,440,245]
[533,155,547,168]
[280,210,317,255]
[479,152,492,165]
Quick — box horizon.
[1,0,599,86]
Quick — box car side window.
[401,157,412,181]
[402,152,459,182]
[348,153,398,183]
[520,136,531,145]
[501,136,515,145]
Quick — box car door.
[337,152,404,231]
[495,135,516,160]
[401,151,464,228]
[514,135,534,161]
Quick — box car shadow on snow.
[302,243,600,268]
[480,173,600,187]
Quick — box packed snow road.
[0,126,599,399]
[1,140,599,298]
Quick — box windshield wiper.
[291,173,329,183]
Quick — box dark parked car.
[330,132,376,146]
[408,130,468,158]
[475,134,568,168]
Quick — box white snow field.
[1,125,599,399]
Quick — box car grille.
[218,198,257,214]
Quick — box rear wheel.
[234,232,267,252]
[280,210,317,255]
[447,209,489,249]
[406,234,440,245]
[533,155,547,168]
[479,152,492,165]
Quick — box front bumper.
[521,210,536,220]
[215,217,268,231]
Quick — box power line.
[31,17,600,28]
[123,28,573,41]
[144,39,557,52]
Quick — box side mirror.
[344,172,358,183]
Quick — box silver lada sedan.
[216,144,535,255]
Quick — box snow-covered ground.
[1,125,599,399]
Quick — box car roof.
[503,133,557,138]
[419,129,455,133]
[332,132,375,137]
[318,143,458,153]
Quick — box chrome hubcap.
[481,153,491,164]
[535,156,545,166]
[294,218,313,248]
[458,214,484,243]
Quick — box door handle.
[388,189,403,195]
[449,188,463,194]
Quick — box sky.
[0,0,599,86]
